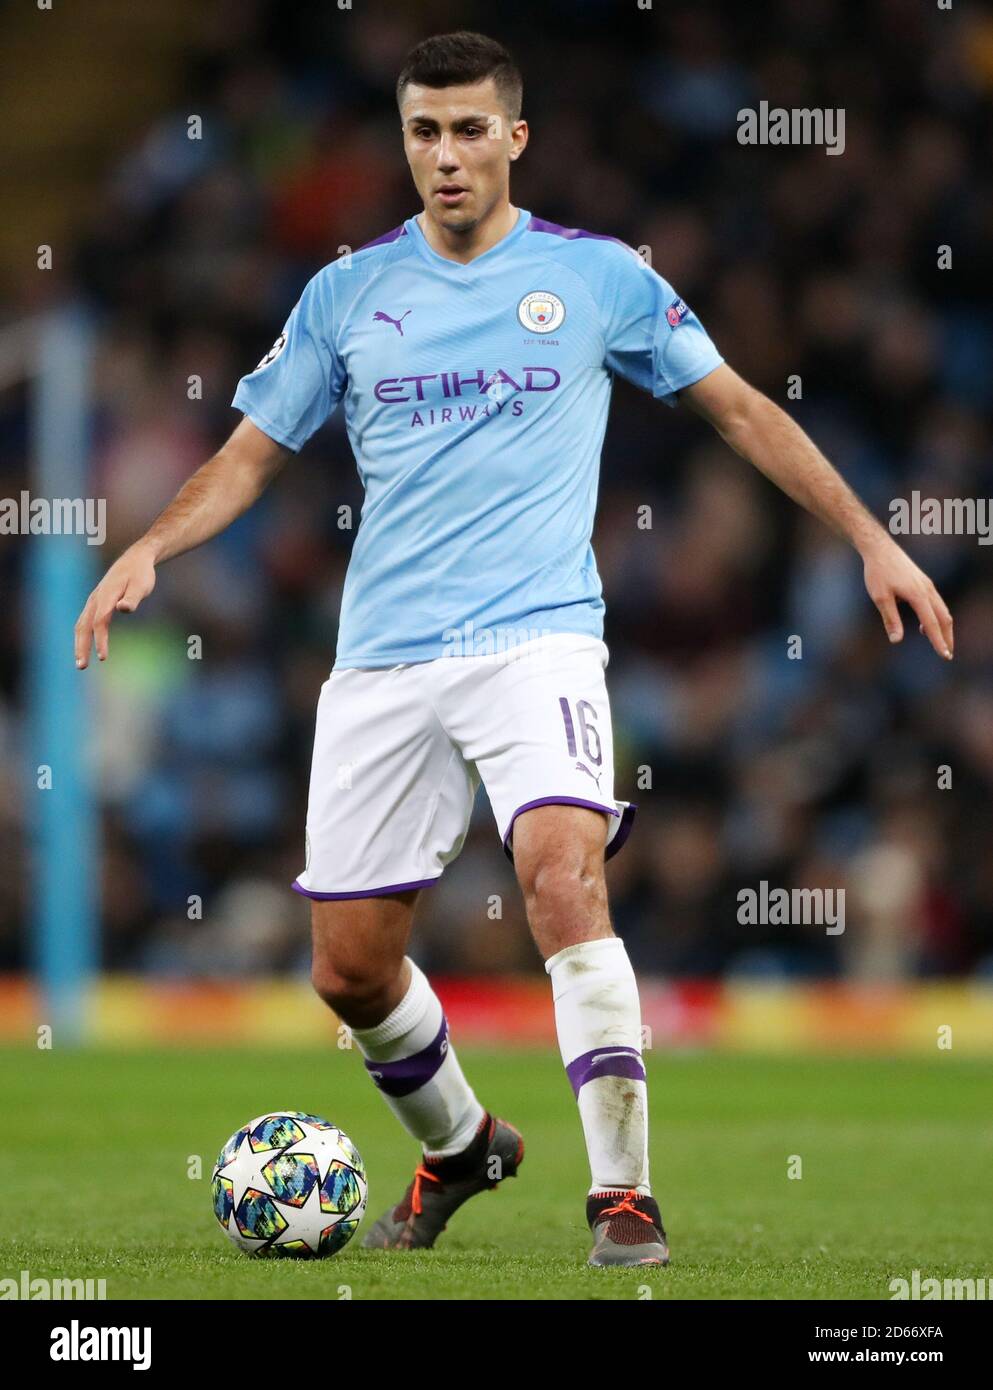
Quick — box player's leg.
[441,633,666,1265]
[310,891,485,1155]
[511,803,668,1266]
[297,663,523,1250]
[310,888,525,1253]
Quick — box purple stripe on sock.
[566,1045,645,1097]
[364,1017,449,1097]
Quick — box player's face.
[400,78,527,233]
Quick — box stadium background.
[2,0,993,1052]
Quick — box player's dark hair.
[396,32,523,120]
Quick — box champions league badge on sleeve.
[517,291,566,334]
[665,298,690,327]
[255,330,288,369]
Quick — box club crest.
[518,291,565,334]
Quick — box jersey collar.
[406,205,531,272]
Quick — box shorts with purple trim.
[293,633,636,900]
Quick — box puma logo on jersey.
[374,309,412,335]
[575,760,602,788]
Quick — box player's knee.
[520,850,606,922]
[310,956,385,1015]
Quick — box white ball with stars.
[212,1111,367,1258]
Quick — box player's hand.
[861,538,953,660]
[74,540,157,668]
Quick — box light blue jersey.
[232,207,723,668]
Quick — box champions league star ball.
[212,1112,367,1257]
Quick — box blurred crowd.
[3,0,993,981]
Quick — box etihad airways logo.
[374,366,560,403]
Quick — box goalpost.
[8,305,99,1044]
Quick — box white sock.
[545,936,650,1195]
[351,958,485,1158]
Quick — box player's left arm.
[679,363,954,660]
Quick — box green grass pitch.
[1,1045,989,1300]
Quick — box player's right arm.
[77,265,343,668]
[74,416,290,668]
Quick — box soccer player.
[75,32,954,1267]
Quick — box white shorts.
[292,633,637,900]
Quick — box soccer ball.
[211,1111,367,1257]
